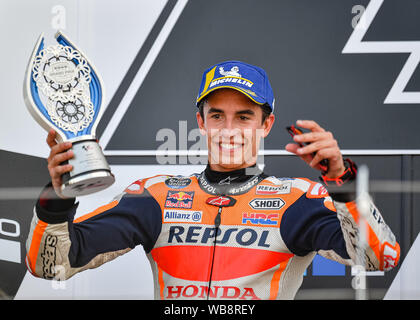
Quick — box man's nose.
[221,117,239,132]
[220,126,241,138]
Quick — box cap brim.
[196,85,266,106]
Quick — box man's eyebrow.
[207,108,256,115]
[208,107,223,114]
[236,109,255,115]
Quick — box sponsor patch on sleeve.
[256,182,291,195]
[307,183,328,199]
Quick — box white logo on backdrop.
[344,0,420,104]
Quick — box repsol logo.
[168,226,270,248]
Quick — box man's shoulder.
[124,173,199,193]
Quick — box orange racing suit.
[25,166,400,300]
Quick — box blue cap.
[196,60,275,112]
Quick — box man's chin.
[217,163,244,171]
[208,156,256,172]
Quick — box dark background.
[99,0,420,151]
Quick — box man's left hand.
[285,120,345,179]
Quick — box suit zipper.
[207,206,222,300]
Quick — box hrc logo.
[242,212,279,226]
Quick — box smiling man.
[196,88,274,171]
[25,60,400,300]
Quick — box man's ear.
[263,113,275,138]
[196,111,206,135]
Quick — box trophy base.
[60,138,115,197]
[61,170,115,198]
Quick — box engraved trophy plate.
[23,31,114,197]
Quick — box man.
[26,60,400,300]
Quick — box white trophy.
[23,31,115,197]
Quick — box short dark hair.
[197,99,272,124]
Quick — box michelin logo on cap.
[210,66,253,89]
[219,66,241,77]
[211,65,254,88]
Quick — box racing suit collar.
[198,164,267,195]
[204,164,260,183]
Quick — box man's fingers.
[46,129,58,148]
[48,150,74,168]
[309,148,339,168]
[293,131,333,144]
[285,143,314,164]
[290,119,345,178]
[46,130,72,160]
[51,165,70,191]
[295,138,337,156]
[50,164,73,182]
[296,120,325,133]
[48,142,73,161]
[54,164,73,175]
[50,163,73,192]
[45,130,75,198]
[285,143,299,154]
[52,177,62,191]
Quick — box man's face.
[196,89,275,172]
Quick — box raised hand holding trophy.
[23,31,115,197]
